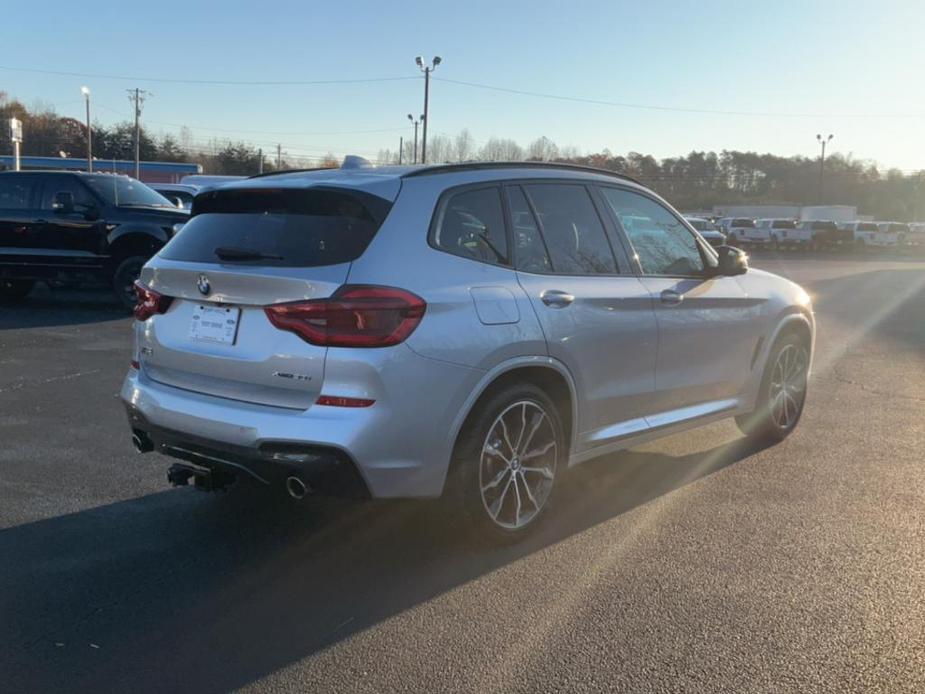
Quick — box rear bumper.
[121,347,482,498]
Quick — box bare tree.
[455,128,475,162]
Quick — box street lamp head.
[414,56,424,68]
[816,133,822,141]
[432,56,442,67]
[420,114,425,121]
[407,113,413,121]
[81,86,90,97]
[827,134,834,142]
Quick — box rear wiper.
[214,246,283,261]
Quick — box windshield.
[732,218,756,228]
[83,176,176,208]
[772,220,797,229]
[686,219,713,231]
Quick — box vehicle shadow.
[0,432,768,693]
[0,284,125,330]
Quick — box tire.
[448,383,566,542]
[112,256,147,312]
[736,332,809,443]
[0,279,35,303]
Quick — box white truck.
[756,219,799,248]
[843,221,899,248]
[718,217,763,245]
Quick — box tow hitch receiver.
[167,463,235,492]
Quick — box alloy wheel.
[479,400,558,530]
[768,343,808,429]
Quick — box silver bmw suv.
[123,160,814,539]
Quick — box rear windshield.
[732,218,755,228]
[161,187,392,267]
[857,223,878,231]
[772,220,797,229]
[812,221,838,230]
[687,219,711,231]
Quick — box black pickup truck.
[0,170,188,309]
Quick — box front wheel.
[112,256,147,312]
[736,333,809,443]
[450,383,565,541]
[0,279,35,303]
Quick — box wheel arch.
[446,357,579,470]
[106,228,165,273]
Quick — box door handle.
[660,289,683,306]
[540,289,575,308]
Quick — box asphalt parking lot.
[2,252,924,693]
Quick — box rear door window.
[161,187,391,267]
[0,176,37,210]
[522,183,618,275]
[431,186,509,265]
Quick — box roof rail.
[401,161,643,186]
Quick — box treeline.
[379,132,923,221]
[2,94,921,220]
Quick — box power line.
[433,77,925,119]
[0,64,417,87]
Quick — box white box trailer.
[800,205,857,224]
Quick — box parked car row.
[702,216,922,251]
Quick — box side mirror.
[716,245,748,276]
[52,191,75,213]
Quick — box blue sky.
[2,0,923,169]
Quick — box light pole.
[407,113,424,164]
[816,133,833,204]
[81,86,92,172]
[414,55,441,164]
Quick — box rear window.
[162,187,391,267]
[812,221,837,230]
[857,223,878,231]
[732,218,755,228]
[772,220,797,229]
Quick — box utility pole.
[258,148,263,174]
[127,88,150,179]
[277,143,282,169]
[398,137,403,165]
[414,56,441,164]
[407,113,424,164]
[816,133,833,204]
[81,86,92,172]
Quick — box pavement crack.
[830,363,925,402]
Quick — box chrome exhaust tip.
[132,431,153,454]
[286,476,309,500]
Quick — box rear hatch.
[137,185,392,409]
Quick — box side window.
[40,177,97,211]
[599,187,705,277]
[507,186,551,273]
[522,184,618,275]
[0,176,36,210]
[432,186,509,265]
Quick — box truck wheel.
[112,256,147,312]
[0,279,34,303]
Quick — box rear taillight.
[264,285,426,347]
[133,280,173,321]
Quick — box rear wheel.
[450,383,565,541]
[0,279,34,303]
[112,256,147,312]
[736,333,809,443]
